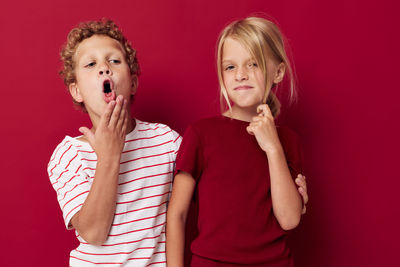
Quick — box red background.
[1,0,399,266]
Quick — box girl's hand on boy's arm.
[246,104,282,154]
[79,95,128,161]
[295,174,308,214]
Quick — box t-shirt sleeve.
[175,124,203,181]
[47,140,91,230]
[171,129,182,160]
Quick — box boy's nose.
[99,70,110,75]
[98,64,112,76]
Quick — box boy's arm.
[166,172,196,267]
[71,96,128,245]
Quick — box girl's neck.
[224,105,259,122]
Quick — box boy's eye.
[225,65,235,71]
[109,59,121,64]
[85,62,96,68]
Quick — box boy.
[48,19,181,266]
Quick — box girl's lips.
[234,85,253,90]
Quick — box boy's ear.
[273,62,286,84]
[69,83,84,103]
[130,75,138,95]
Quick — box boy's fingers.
[121,108,128,138]
[79,127,95,144]
[116,99,127,131]
[109,96,124,128]
[100,100,116,127]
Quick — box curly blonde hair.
[59,19,140,110]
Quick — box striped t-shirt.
[48,119,182,266]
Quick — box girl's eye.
[249,62,258,68]
[225,65,234,71]
[109,59,121,64]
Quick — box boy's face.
[69,35,135,125]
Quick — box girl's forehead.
[222,38,253,60]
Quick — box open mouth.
[103,80,116,103]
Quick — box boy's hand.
[295,174,308,214]
[246,104,281,154]
[79,95,128,161]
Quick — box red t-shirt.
[175,116,303,266]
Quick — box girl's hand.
[295,174,308,214]
[79,95,128,161]
[246,104,281,154]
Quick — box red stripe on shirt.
[118,171,173,186]
[120,161,174,175]
[115,199,168,216]
[70,255,122,265]
[116,191,170,206]
[62,190,89,209]
[65,203,83,219]
[56,174,78,194]
[49,144,73,177]
[51,169,69,185]
[120,151,173,165]
[80,232,165,247]
[50,140,70,162]
[108,222,165,237]
[122,140,172,154]
[65,153,78,169]
[120,181,171,195]
[125,130,172,143]
[112,210,167,227]
[59,180,89,201]
[146,261,167,266]
[138,125,168,132]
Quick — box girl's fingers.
[246,125,254,135]
[299,186,309,205]
[302,205,307,215]
[257,104,273,117]
[109,95,124,128]
[296,175,307,191]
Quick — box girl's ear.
[273,62,286,84]
[130,75,138,95]
[69,83,84,103]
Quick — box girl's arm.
[247,104,302,230]
[166,171,196,267]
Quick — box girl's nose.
[235,68,249,81]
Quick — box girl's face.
[221,37,281,114]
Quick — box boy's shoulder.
[134,119,179,137]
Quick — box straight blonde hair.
[217,16,297,118]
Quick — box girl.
[167,17,307,267]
